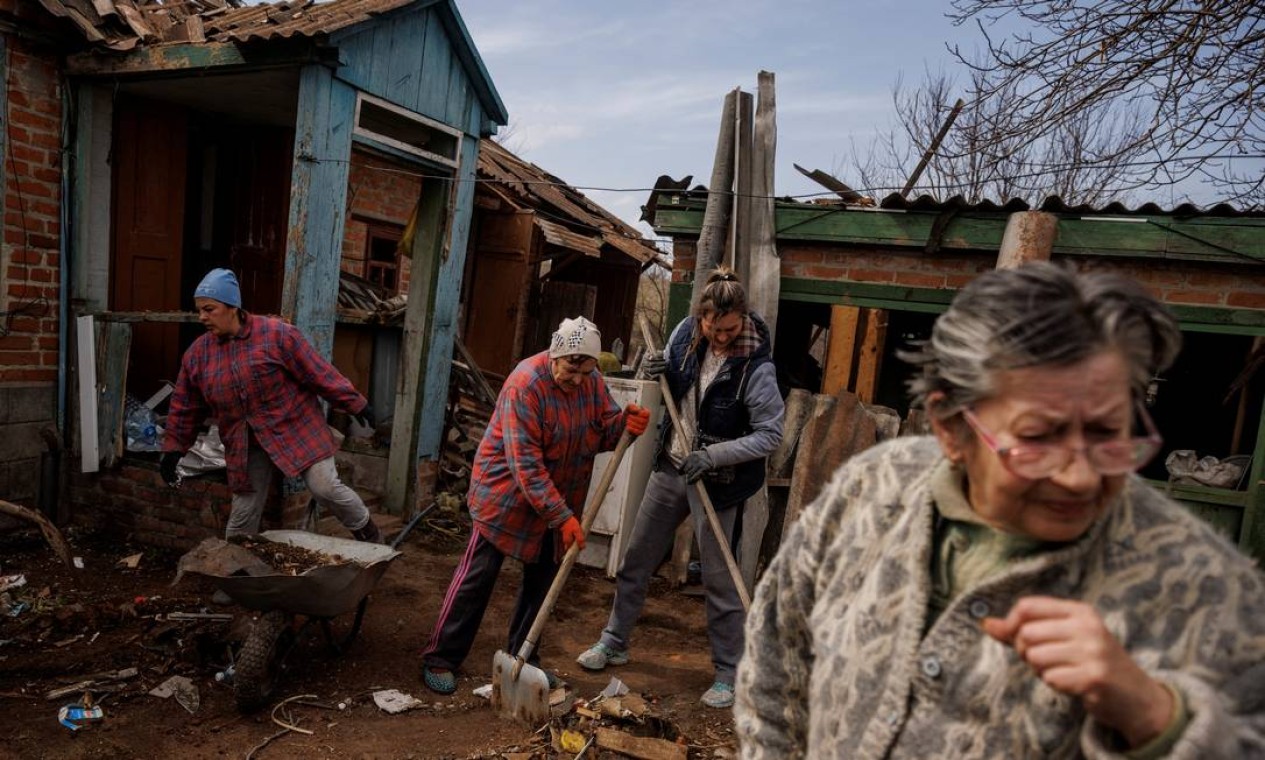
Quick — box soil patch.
[0,524,736,758]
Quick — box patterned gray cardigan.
[736,436,1265,759]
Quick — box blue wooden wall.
[331,0,491,138]
[288,0,504,471]
[283,65,356,360]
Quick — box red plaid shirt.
[164,313,367,494]
[468,351,627,562]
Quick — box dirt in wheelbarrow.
[0,522,737,759]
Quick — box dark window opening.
[364,224,403,292]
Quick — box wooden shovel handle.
[514,429,635,665]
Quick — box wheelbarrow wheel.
[235,610,292,712]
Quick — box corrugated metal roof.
[536,218,600,258]
[641,175,1265,226]
[479,139,660,265]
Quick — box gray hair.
[903,263,1182,418]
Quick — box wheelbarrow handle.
[513,429,636,667]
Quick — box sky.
[457,1,982,237]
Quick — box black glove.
[637,350,667,381]
[355,404,375,429]
[680,450,712,484]
[160,451,183,487]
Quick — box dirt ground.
[0,522,737,759]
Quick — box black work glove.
[680,450,713,484]
[637,350,667,381]
[355,404,375,430]
[160,451,183,487]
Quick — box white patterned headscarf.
[549,316,602,360]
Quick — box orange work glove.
[559,515,586,551]
[625,403,651,436]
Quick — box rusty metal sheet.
[537,218,600,258]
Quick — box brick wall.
[1,27,61,506]
[2,32,60,383]
[672,236,1265,311]
[341,150,421,295]
[69,465,313,550]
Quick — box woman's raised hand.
[983,596,1174,749]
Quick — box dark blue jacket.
[659,312,785,506]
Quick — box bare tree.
[948,0,1265,206]
[845,67,1150,205]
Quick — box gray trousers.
[599,465,744,684]
[226,448,371,538]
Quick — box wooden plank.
[284,67,355,360]
[96,322,131,468]
[748,71,779,340]
[785,391,877,529]
[89,311,199,323]
[691,89,737,311]
[732,89,754,276]
[853,308,888,404]
[768,388,813,479]
[386,10,427,109]
[417,6,454,123]
[594,727,688,760]
[76,315,99,474]
[821,305,861,395]
[387,173,447,514]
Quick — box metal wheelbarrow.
[176,530,401,712]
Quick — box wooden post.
[822,305,861,395]
[854,308,889,404]
[691,90,738,311]
[996,211,1059,269]
[732,90,754,278]
[900,98,965,198]
[749,70,779,342]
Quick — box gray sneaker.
[576,642,629,671]
[700,681,734,709]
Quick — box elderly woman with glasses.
[737,264,1265,759]
[420,316,651,695]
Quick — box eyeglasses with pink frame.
[960,401,1163,479]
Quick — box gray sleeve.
[702,362,784,468]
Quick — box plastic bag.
[125,404,162,452]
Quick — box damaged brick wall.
[1,21,61,506]
[340,150,422,295]
[69,465,312,550]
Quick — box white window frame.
[352,93,463,169]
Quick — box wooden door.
[529,280,597,357]
[225,128,291,315]
[462,211,533,375]
[111,98,188,396]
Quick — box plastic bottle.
[125,405,161,451]
[215,665,235,684]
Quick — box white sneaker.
[576,642,629,671]
[700,681,734,709]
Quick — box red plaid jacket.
[164,313,367,494]
[468,351,627,562]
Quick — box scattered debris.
[594,727,688,760]
[371,689,424,714]
[57,699,105,731]
[0,498,75,567]
[160,611,234,622]
[117,553,143,569]
[473,683,493,700]
[228,537,347,576]
[45,668,138,700]
[601,676,630,698]
[0,574,26,593]
[73,557,84,570]
[150,675,201,714]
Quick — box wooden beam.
[76,315,99,474]
[853,308,888,404]
[749,70,780,341]
[65,39,331,77]
[821,305,861,395]
[594,727,688,760]
[997,211,1059,269]
[691,89,737,311]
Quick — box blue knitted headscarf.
[194,268,242,308]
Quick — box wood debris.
[227,537,346,575]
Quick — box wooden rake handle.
[513,429,636,672]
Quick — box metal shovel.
[492,429,635,725]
